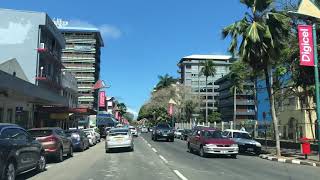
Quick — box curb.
[259,154,320,167]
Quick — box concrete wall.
[0,8,47,84]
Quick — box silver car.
[223,129,261,155]
[105,128,134,152]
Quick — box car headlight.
[205,144,217,147]
[255,142,261,147]
[231,144,238,147]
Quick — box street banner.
[99,91,105,107]
[298,25,315,66]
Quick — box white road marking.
[292,160,300,164]
[278,158,286,163]
[147,143,152,147]
[173,170,188,180]
[159,155,168,164]
[152,148,157,153]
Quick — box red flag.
[92,80,105,90]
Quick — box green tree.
[222,0,290,156]
[200,60,216,125]
[117,103,127,117]
[185,99,198,126]
[155,74,177,91]
[208,112,222,123]
[123,112,134,123]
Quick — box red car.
[187,127,238,158]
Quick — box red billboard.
[99,91,105,107]
[298,25,315,66]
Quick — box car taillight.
[43,135,58,143]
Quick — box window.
[1,128,28,140]
[204,130,223,138]
[0,108,3,122]
[186,64,191,69]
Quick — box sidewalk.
[259,146,320,167]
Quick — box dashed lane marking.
[173,170,188,180]
[159,155,168,164]
[147,143,152,147]
[152,148,157,153]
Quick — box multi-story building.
[0,9,68,128]
[215,74,256,122]
[177,55,234,112]
[55,21,104,109]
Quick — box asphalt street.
[17,133,320,180]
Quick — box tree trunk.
[205,76,208,125]
[264,66,281,157]
[233,86,237,128]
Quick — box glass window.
[204,130,223,138]
[1,128,28,140]
[28,129,53,137]
[222,131,229,137]
[233,132,251,139]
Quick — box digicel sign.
[298,25,315,66]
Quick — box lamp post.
[168,98,177,128]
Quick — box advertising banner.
[99,91,106,107]
[298,25,315,66]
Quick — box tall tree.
[155,74,177,91]
[117,103,127,117]
[200,60,216,125]
[222,0,290,156]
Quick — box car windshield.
[234,132,251,139]
[157,124,170,128]
[28,130,52,137]
[204,131,223,139]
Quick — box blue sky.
[0,0,247,117]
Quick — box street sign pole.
[312,24,320,161]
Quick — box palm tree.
[200,60,216,125]
[222,0,290,156]
[155,74,177,91]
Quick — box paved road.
[18,133,320,180]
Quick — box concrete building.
[54,20,104,109]
[177,55,234,112]
[0,9,69,128]
[215,74,256,122]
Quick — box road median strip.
[259,154,320,167]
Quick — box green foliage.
[208,112,222,123]
[123,112,134,123]
[117,103,127,116]
[155,74,177,91]
[200,61,216,78]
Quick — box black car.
[65,129,90,152]
[180,129,192,140]
[151,123,174,142]
[0,123,46,180]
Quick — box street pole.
[312,23,320,161]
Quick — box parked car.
[83,131,96,146]
[223,129,261,155]
[83,128,100,144]
[174,129,184,139]
[65,129,90,152]
[141,126,148,133]
[0,123,46,180]
[180,129,192,140]
[129,126,138,137]
[187,127,238,158]
[28,127,73,162]
[105,128,134,152]
[151,123,174,142]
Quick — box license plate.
[247,148,254,151]
[221,151,227,154]
[115,138,123,142]
[163,134,168,136]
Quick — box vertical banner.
[168,104,173,116]
[298,25,315,66]
[99,91,105,107]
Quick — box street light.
[288,0,320,160]
[168,98,177,128]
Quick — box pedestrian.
[240,126,246,132]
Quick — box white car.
[174,129,184,138]
[129,126,138,136]
[84,131,96,146]
[84,128,100,143]
[141,126,148,133]
[105,128,134,152]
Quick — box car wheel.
[56,148,64,162]
[154,136,157,141]
[255,149,261,155]
[36,153,46,172]
[68,146,73,157]
[231,154,237,159]
[200,146,207,158]
[130,146,134,152]
[4,161,16,180]
[188,143,193,153]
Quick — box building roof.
[178,54,235,65]
[58,26,104,47]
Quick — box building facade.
[55,21,104,109]
[177,55,233,112]
[215,75,256,122]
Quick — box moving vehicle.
[65,129,90,152]
[141,126,148,133]
[129,126,138,136]
[180,129,192,140]
[28,127,73,162]
[151,123,174,142]
[187,127,238,158]
[105,128,134,152]
[223,129,261,155]
[0,124,46,180]
[174,129,184,139]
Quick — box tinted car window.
[204,131,223,138]
[28,129,53,137]
[1,128,28,140]
[234,132,251,139]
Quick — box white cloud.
[67,19,122,39]
[126,107,138,119]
